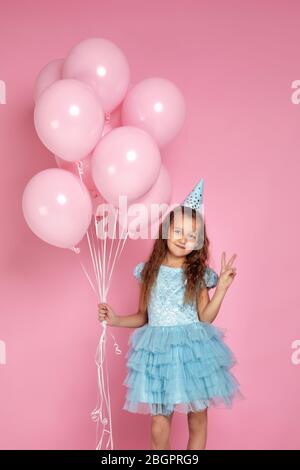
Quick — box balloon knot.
[76,160,84,175]
[70,246,80,254]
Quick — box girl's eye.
[187,234,196,240]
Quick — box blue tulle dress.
[123,262,243,416]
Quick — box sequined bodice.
[133,262,218,327]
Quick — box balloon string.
[90,322,109,449]
[94,214,123,354]
[91,321,122,450]
[105,220,129,297]
[102,214,107,304]
[88,225,103,299]
[95,217,106,300]
[105,209,121,291]
[76,161,103,299]
[78,259,98,297]
[96,210,108,303]
[106,208,119,290]
[91,216,104,299]
[105,219,124,294]
[104,332,113,449]
[96,216,105,298]
[74,160,123,450]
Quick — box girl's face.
[167,213,201,258]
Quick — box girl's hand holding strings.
[98,303,120,326]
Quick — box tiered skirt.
[123,321,244,416]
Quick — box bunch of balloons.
[23,37,186,252]
[22,37,186,450]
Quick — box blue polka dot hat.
[181,177,204,211]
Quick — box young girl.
[98,178,243,450]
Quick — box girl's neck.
[162,253,186,268]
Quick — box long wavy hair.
[138,205,211,314]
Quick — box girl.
[98,179,243,450]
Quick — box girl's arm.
[197,285,228,323]
[197,252,237,323]
[114,309,148,328]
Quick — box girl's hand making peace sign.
[217,252,237,291]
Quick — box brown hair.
[138,205,211,314]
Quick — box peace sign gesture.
[217,252,237,291]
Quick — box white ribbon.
[70,160,126,450]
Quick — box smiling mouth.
[175,244,186,249]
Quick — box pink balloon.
[22,168,92,249]
[62,38,130,113]
[122,77,186,147]
[118,165,172,238]
[55,105,122,196]
[91,126,161,207]
[34,58,64,103]
[34,79,104,162]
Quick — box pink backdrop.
[1,0,300,450]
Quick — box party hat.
[181,177,204,211]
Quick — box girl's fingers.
[221,252,226,271]
[98,304,114,323]
[227,254,237,268]
[98,307,107,315]
[98,305,108,312]
[222,253,237,271]
[224,267,237,276]
[224,265,237,275]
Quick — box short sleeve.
[133,262,145,282]
[204,266,219,289]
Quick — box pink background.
[1,0,300,450]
